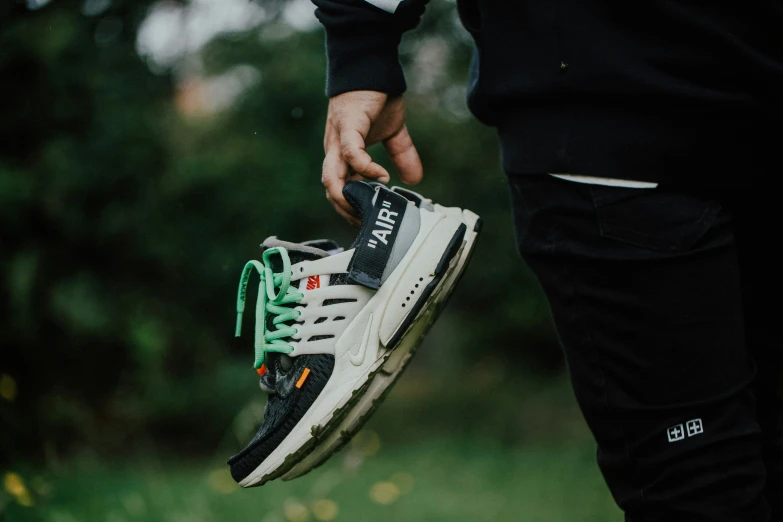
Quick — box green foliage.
[0,0,561,471]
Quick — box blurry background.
[0,0,619,520]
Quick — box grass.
[1,434,621,522]
[2,360,623,522]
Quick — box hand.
[322,90,423,225]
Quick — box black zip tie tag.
[347,189,409,289]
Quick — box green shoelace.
[235,247,304,369]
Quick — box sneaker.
[281,185,481,480]
[227,181,468,487]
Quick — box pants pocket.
[591,186,721,254]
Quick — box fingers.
[384,125,423,185]
[326,188,360,228]
[321,119,357,221]
[322,150,355,217]
[322,91,418,227]
[340,128,390,183]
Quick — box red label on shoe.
[306,275,320,290]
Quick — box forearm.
[312,0,429,96]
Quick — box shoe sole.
[239,215,468,486]
[281,209,481,480]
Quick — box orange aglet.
[256,364,267,377]
[295,367,311,389]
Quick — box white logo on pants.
[686,418,704,437]
[667,418,704,443]
[667,424,685,442]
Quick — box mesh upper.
[228,353,335,482]
[228,183,381,483]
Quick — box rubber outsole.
[244,222,468,486]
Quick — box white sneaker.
[227,181,470,487]
[281,184,481,481]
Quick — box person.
[309,0,783,520]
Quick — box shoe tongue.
[260,236,329,267]
[301,239,342,253]
[259,237,335,291]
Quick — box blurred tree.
[1,0,174,459]
[0,0,559,466]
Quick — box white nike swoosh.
[349,313,374,366]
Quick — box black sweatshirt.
[312,0,783,185]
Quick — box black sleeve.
[312,0,429,97]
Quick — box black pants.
[508,175,783,521]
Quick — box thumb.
[384,125,423,185]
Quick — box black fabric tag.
[347,188,409,289]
